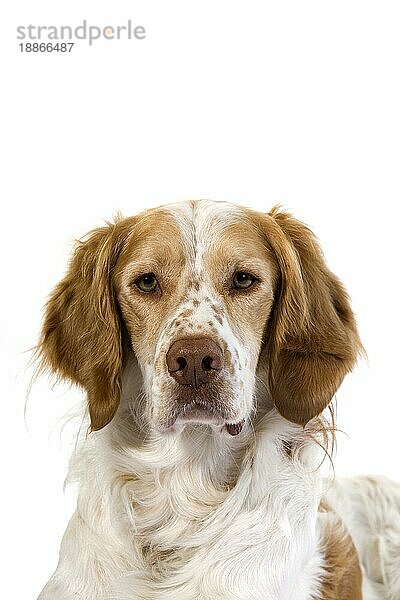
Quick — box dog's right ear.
[39,220,130,431]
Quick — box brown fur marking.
[247,206,363,426]
[319,508,362,600]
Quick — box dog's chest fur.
[74,411,324,600]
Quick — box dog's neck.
[100,401,323,548]
[90,357,323,542]
[72,389,325,598]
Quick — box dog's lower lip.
[225,419,245,436]
[164,408,244,433]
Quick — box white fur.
[325,475,400,600]
[40,356,400,599]
[40,369,325,599]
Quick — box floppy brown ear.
[39,222,127,431]
[261,207,362,425]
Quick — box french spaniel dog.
[38,201,400,599]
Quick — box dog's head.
[39,201,361,435]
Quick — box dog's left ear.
[260,207,363,425]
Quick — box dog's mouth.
[164,403,245,436]
[225,420,245,436]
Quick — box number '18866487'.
[19,42,74,52]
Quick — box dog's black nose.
[166,337,223,388]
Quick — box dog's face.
[40,200,361,435]
[114,202,278,434]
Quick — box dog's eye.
[232,271,256,290]
[135,273,158,292]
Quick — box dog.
[38,200,400,599]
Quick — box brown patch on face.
[192,299,200,307]
[201,217,279,361]
[319,509,362,599]
[210,303,224,316]
[246,206,362,426]
[207,320,218,331]
[114,210,189,368]
[192,281,200,292]
[178,309,194,318]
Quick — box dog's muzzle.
[165,337,245,436]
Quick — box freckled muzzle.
[164,337,245,436]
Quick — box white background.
[1,1,399,598]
